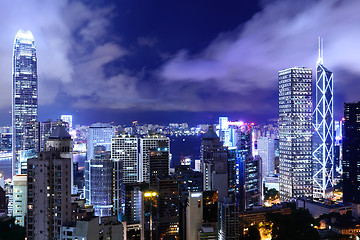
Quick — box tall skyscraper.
[149,146,170,189]
[279,67,313,202]
[111,135,138,219]
[201,126,228,200]
[12,30,38,177]
[343,102,360,203]
[89,146,113,217]
[85,123,114,208]
[139,135,170,183]
[312,38,334,200]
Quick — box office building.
[111,135,138,184]
[139,134,170,183]
[244,155,262,208]
[257,137,275,178]
[111,135,138,219]
[157,177,179,239]
[45,126,74,193]
[89,146,113,217]
[60,115,73,129]
[279,67,313,201]
[219,197,240,240]
[312,38,334,200]
[124,183,145,224]
[149,146,170,188]
[26,151,72,239]
[12,174,27,226]
[343,102,360,203]
[201,126,228,200]
[86,123,114,206]
[12,30,38,176]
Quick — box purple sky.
[0,0,358,125]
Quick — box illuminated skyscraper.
[279,67,313,202]
[312,38,334,200]
[12,30,38,176]
[85,123,114,211]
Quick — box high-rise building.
[111,135,138,219]
[149,146,170,189]
[312,38,334,200]
[89,146,113,217]
[12,174,27,226]
[12,30,38,177]
[257,137,275,178]
[60,115,73,129]
[201,126,228,200]
[86,123,114,206]
[343,102,360,203]
[45,126,74,193]
[218,197,240,240]
[139,135,170,183]
[26,151,72,239]
[111,135,138,184]
[244,155,262,208]
[279,67,313,202]
[156,177,179,239]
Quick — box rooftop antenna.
[317,36,324,65]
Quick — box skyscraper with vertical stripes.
[279,67,313,202]
[312,38,334,200]
[12,30,38,177]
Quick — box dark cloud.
[160,0,360,116]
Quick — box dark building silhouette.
[343,102,360,203]
[149,143,169,189]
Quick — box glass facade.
[90,146,113,217]
[85,123,114,209]
[279,67,313,202]
[12,30,38,176]
[312,41,334,199]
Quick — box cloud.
[0,0,134,111]
[137,36,157,47]
[1,0,359,120]
[159,0,360,114]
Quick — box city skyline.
[0,1,358,125]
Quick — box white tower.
[312,37,334,200]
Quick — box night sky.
[0,0,359,126]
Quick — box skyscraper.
[343,102,360,203]
[312,38,334,200]
[89,146,113,217]
[279,67,313,202]
[139,135,170,183]
[257,137,275,178]
[85,123,114,208]
[201,126,228,200]
[12,30,38,176]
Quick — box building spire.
[317,37,324,65]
